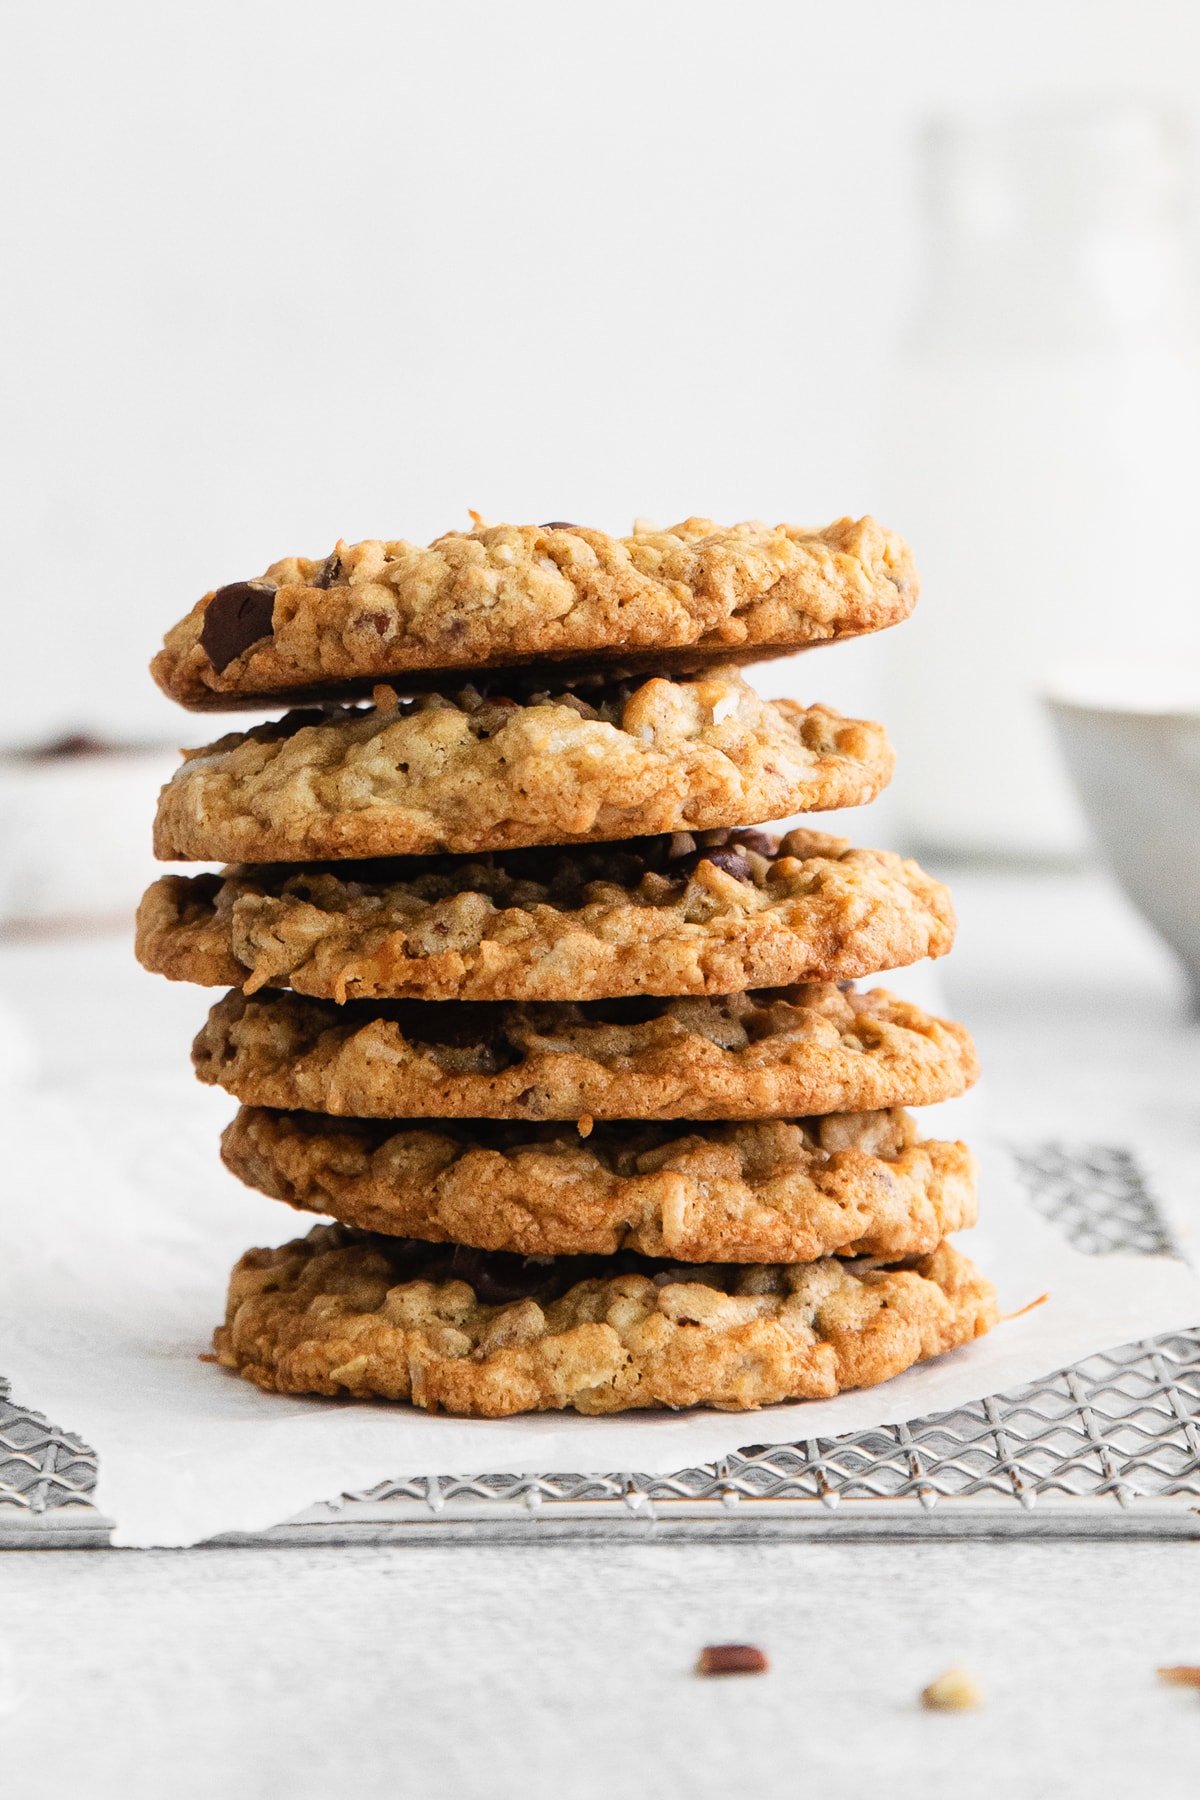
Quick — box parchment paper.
[3,1073,1198,1547]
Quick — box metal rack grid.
[3,1144,1198,1546]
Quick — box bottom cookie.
[213,1225,998,1417]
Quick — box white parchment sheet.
[3,1073,1198,1547]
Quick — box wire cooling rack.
[3,1144,1198,1546]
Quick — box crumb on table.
[921,1667,983,1711]
[696,1644,769,1677]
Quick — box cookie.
[152,515,918,710]
[212,1225,997,1415]
[136,827,954,1003]
[193,983,978,1120]
[222,1106,978,1263]
[152,671,893,864]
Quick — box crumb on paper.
[1158,1666,1200,1688]
[197,1353,219,1364]
[921,1667,983,1711]
[696,1644,768,1677]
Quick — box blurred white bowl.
[0,737,182,933]
[1044,661,1200,1006]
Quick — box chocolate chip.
[243,707,326,745]
[727,829,778,859]
[199,581,278,672]
[696,1645,769,1677]
[356,1227,744,1302]
[671,847,754,885]
[448,1246,559,1306]
[374,1237,447,1284]
[312,554,342,590]
[539,521,579,530]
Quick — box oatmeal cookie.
[193,983,978,1120]
[152,515,918,710]
[222,1106,978,1263]
[152,671,893,864]
[136,827,954,1002]
[213,1225,997,1415]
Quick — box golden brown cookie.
[193,983,978,1121]
[152,515,918,710]
[136,827,954,1003]
[213,1225,997,1415]
[222,1105,978,1263]
[152,671,893,864]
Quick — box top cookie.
[151,515,918,710]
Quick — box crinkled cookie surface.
[193,981,978,1121]
[213,1225,997,1415]
[153,515,918,709]
[137,826,953,1002]
[222,1105,978,1263]
[152,671,893,863]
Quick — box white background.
[5,0,1200,750]
[6,14,1200,1790]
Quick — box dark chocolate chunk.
[312,554,342,590]
[539,521,579,530]
[199,581,278,672]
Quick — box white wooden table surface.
[3,867,1200,1799]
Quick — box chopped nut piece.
[921,1667,983,1711]
[696,1644,769,1677]
[1158,1666,1200,1688]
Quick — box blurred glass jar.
[876,102,1200,859]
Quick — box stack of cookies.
[139,515,997,1417]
